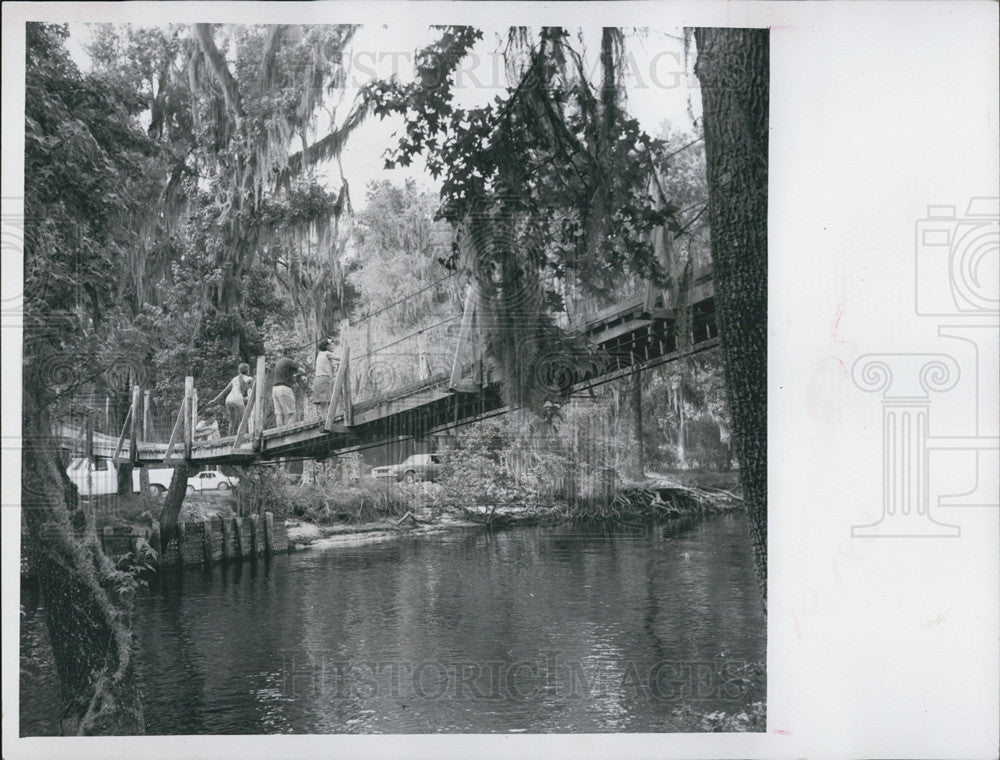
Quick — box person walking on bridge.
[272,349,302,428]
[312,337,339,419]
[208,362,254,435]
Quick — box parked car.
[185,469,238,493]
[370,453,444,484]
[66,457,237,496]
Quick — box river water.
[20,514,765,734]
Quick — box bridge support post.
[142,390,150,442]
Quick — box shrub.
[286,477,415,524]
[233,465,290,517]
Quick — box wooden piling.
[249,513,262,557]
[221,518,232,562]
[202,519,213,566]
[264,511,274,556]
[233,516,250,558]
[268,515,289,553]
[175,520,186,568]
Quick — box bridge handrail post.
[183,376,194,460]
[163,396,185,463]
[339,317,354,398]
[471,303,483,387]
[112,401,133,465]
[85,410,94,461]
[449,283,476,390]
[417,330,431,381]
[344,350,353,425]
[252,356,266,450]
[323,344,350,432]
[129,384,140,461]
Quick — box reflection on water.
[20,515,765,735]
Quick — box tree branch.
[192,24,242,116]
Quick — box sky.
[337,25,702,205]
[67,23,702,209]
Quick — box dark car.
[371,453,443,484]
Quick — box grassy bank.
[86,491,238,531]
[74,468,743,553]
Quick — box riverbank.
[21,470,742,570]
[286,470,743,551]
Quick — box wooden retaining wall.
[101,511,288,571]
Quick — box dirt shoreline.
[286,475,743,553]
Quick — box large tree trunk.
[116,461,134,496]
[21,391,144,735]
[694,28,769,608]
[158,462,193,551]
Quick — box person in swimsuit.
[209,362,254,435]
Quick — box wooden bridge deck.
[61,279,717,466]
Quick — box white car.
[185,469,239,494]
[66,458,237,496]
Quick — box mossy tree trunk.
[158,462,193,552]
[694,27,769,608]
[116,461,134,496]
[21,390,144,735]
